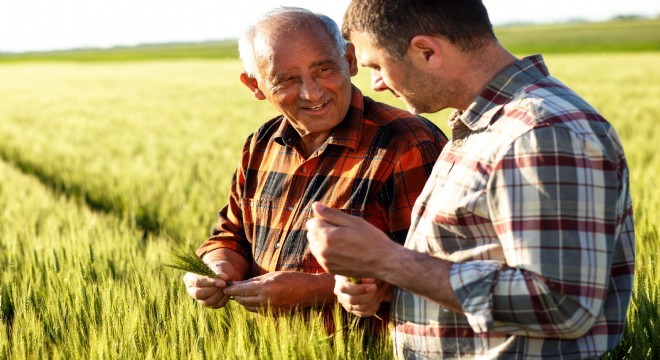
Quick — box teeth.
[307,102,326,110]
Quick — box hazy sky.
[0,0,658,53]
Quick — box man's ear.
[240,72,266,100]
[409,35,444,69]
[344,43,358,76]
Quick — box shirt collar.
[274,85,364,151]
[452,54,549,131]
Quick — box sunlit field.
[1,21,659,359]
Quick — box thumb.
[310,202,355,226]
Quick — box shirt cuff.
[449,261,501,333]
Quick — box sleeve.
[450,124,631,339]
[196,136,254,262]
[378,134,445,244]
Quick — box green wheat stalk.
[163,231,217,278]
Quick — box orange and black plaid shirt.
[198,86,447,276]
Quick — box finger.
[188,286,220,302]
[187,284,224,300]
[184,272,226,288]
[198,291,231,309]
[215,294,231,309]
[232,295,263,309]
[336,290,377,307]
[183,272,203,287]
[310,202,356,226]
[335,275,377,295]
[338,295,379,316]
[336,286,380,314]
[339,298,377,317]
[223,280,258,297]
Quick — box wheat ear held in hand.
[347,277,383,320]
[163,231,217,278]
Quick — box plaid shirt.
[198,86,447,276]
[392,55,635,359]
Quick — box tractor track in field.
[0,150,162,239]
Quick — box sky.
[0,0,658,53]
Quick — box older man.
[307,0,635,358]
[183,6,446,317]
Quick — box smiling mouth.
[303,101,329,111]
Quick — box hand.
[308,203,462,314]
[223,271,335,313]
[183,260,235,309]
[335,275,392,317]
[306,202,398,278]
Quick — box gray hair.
[238,7,347,79]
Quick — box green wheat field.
[1,19,659,359]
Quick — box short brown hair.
[342,0,495,58]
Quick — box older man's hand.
[183,260,236,309]
[223,271,335,313]
[334,275,392,317]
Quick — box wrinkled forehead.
[252,20,333,54]
[252,24,341,75]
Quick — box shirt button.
[300,167,306,173]
[274,243,281,249]
[287,205,295,211]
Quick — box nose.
[371,69,389,92]
[299,76,323,101]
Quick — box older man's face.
[254,24,357,138]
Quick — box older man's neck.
[299,132,331,158]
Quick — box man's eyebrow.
[357,56,373,68]
[311,59,338,68]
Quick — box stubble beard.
[400,62,464,114]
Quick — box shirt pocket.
[240,197,282,260]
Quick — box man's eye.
[273,77,294,86]
[316,68,334,76]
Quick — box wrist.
[374,243,408,286]
[307,273,337,308]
